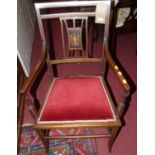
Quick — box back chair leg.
[108,127,119,153]
[35,129,49,154]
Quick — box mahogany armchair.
[20,1,130,154]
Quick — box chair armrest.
[104,41,130,96]
[20,44,46,94]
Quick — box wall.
[17,0,36,77]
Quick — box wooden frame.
[20,1,131,154]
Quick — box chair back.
[35,0,111,76]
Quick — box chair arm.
[20,44,46,94]
[104,41,130,96]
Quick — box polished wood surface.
[104,39,130,93]
[33,120,122,129]
[20,42,46,94]
[50,58,103,65]
[45,134,111,139]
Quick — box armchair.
[20,1,131,154]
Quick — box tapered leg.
[108,127,119,153]
[35,129,49,154]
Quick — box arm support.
[104,40,130,96]
[20,43,46,94]
[104,40,131,117]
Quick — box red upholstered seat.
[39,76,115,123]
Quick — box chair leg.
[108,127,119,153]
[35,129,49,154]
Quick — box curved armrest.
[104,41,130,96]
[20,44,46,94]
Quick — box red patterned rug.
[19,126,97,155]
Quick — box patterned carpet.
[19,126,97,155]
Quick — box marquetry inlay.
[118,71,122,75]
[114,65,118,70]
[60,17,88,57]
[68,28,82,50]
[122,79,127,84]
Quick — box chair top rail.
[35,1,110,9]
[35,0,111,42]
[41,12,95,20]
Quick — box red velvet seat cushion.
[39,76,115,122]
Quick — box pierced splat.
[60,17,88,57]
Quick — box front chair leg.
[35,129,49,154]
[108,127,119,153]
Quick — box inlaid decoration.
[68,28,82,50]
[60,17,88,57]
